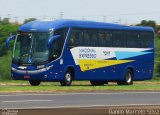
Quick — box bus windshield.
[13,32,49,65]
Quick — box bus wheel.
[60,71,72,86]
[90,81,105,86]
[29,80,41,86]
[117,69,133,85]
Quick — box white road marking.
[2,100,54,103]
[0,92,159,109]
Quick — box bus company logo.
[103,51,110,56]
[79,48,97,58]
[28,58,32,63]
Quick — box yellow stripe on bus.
[78,59,134,71]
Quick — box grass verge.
[0,81,160,93]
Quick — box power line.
[1,11,160,24]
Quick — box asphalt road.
[0,92,160,109]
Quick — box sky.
[0,0,160,24]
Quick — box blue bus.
[6,20,154,86]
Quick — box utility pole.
[7,14,10,18]
[118,17,121,24]
[82,16,85,21]
[14,16,18,24]
[60,12,64,19]
[7,14,11,22]
[103,16,106,22]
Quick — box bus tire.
[117,69,133,85]
[60,71,73,86]
[90,81,105,86]
[29,80,41,86]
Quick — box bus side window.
[112,31,125,47]
[99,30,112,47]
[91,30,98,47]
[83,31,90,46]
[69,29,84,47]
[99,32,105,47]
[78,31,84,46]
[83,29,98,47]
[107,33,113,47]
[140,32,153,48]
[127,31,140,48]
[49,28,68,60]
[69,31,75,47]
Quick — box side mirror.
[47,35,61,49]
[6,35,16,48]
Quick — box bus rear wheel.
[90,81,106,86]
[29,80,41,86]
[60,71,73,86]
[117,69,133,85]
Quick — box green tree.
[24,18,36,24]
[141,20,147,26]
[0,17,2,23]
[1,18,10,25]
[137,20,156,29]
[0,24,19,56]
[147,20,156,29]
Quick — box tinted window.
[126,31,140,48]
[99,30,112,47]
[126,31,153,48]
[112,31,126,47]
[69,29,83,46]
[83,29,98,47]
[140,32,153,48]
[69,28,153,48]
[83,30,91,46]
[49,28,68,60]
[69,28,98,47]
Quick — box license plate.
[24,76,30,79]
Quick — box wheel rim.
[65,73,71,82]
[126,72,132,83]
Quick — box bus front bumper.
[11,66,64,81]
